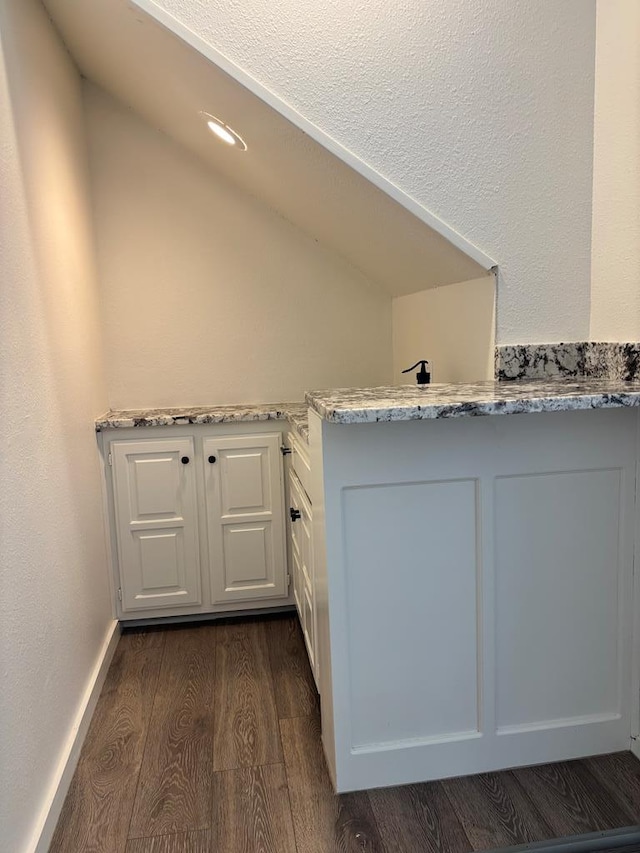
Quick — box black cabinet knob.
[181,456,189,464]
[290,507,301,521]
[208,455,217,464]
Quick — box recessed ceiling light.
[200,112,247,151]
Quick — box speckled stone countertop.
[284,404,310,441]
[305,380,640,424]
[96,402,309,442]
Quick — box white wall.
[590,0,640,341]
[142,0,597,346]
[85,85,393,410]
[393,277,496,385]
[0,2,113,850]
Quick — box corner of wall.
[392,275,496,384]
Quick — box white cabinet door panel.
[221,521,277,593]
[205,433,286,603]
[495,468,623,732]
[220,451,271,516]
[128,457,182,518]
[112,438,201,611]
[137,530,183,589]
[343,478,480,749]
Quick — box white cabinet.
[288,434,319,687]
[106,426,289,619]
[203,433,287,604]
[310,407,638,793]
[111,438,201,611]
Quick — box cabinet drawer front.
[289,470,312,589]
[291,438,312,501]
[204,433,287,603]
[289,477,303,560]
[111,438,201,611]
[291,546,303,619]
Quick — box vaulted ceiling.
[43,0,496,296]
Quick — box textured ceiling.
[43,0,495,296]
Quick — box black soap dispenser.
[402,360,431,385]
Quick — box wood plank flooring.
[213,621,282,772]
[128,627,216,838]
[51,614,640,852]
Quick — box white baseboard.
[632,738,640,762]
[28,619,121,853]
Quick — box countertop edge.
[95,382,640,436]
[304,383,640,424]
[95,403,310,442]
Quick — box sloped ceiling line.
[43,0,497,297]
[133,0,497,273]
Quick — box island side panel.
[313,408,636,793]
[634,413,640,762]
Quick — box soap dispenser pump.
[402,360,431,385]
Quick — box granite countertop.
[96,378,640,437]
[305,379,640,424]
[284,404,310,441]
[96,402,310,442]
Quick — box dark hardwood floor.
[51,614,640,852]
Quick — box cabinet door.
[111,438,201,611]
[204,433,287,603]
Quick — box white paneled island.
[305,381,640,792]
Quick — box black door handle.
[181,456,190,464]
[208,455,217,464]
[290,507,301,521]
